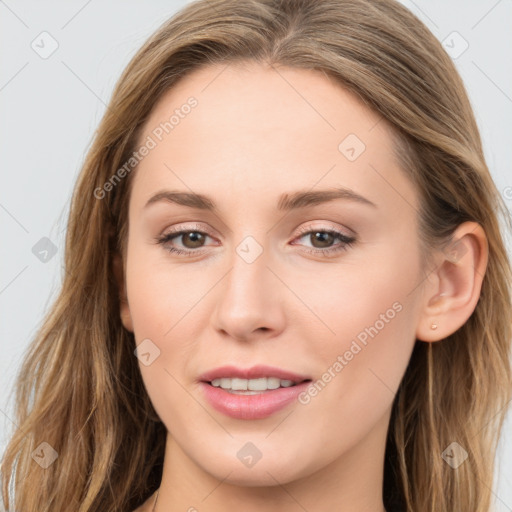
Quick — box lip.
[200,381,311,420]
[198,364,311,383]
[198,365,312,420]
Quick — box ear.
[112,252,134,333]
[416,222,488,342]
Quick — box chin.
[214,468,293,487]
[198,452,312,487]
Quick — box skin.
[114,61,488,512]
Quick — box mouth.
[206,376,311,395]
[198,365,313,420]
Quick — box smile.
[209,377,299,394]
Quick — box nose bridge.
[212,231,285,339]
[223,233,273,310]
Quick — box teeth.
[210,377,296,391]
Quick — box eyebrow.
[144,187,377,211]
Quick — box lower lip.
[200,381,311,420]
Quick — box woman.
[2,0,511,511]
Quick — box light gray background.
[1,0,511,509]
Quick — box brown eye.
[179,232,206,248]
[308,231,336,248]
[292,227,357,258]
[155,229,214,257]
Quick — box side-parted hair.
[2,1,511,511]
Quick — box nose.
[211,239,286,342]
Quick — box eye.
[154,223,357,258]
[154,225,215,257]
[291,225,356,258]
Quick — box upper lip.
[199,364,311,384]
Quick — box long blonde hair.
[2,0,511,510]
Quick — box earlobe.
[112,253,134,333]
[416,222,488,342]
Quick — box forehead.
[129,61,416,215]
[143,61,388,150]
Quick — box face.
[118,61,426,486]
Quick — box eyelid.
[160,222,216,238]
[294,221,354,238]
[155,221,357,258]
[158,221,353,241]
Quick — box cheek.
[124,251,217,423]
[291,277,417,465]
[125,247,210,339]
[302,253,420,420]
[306,253,416,343]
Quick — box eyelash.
[154,224,356,258]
